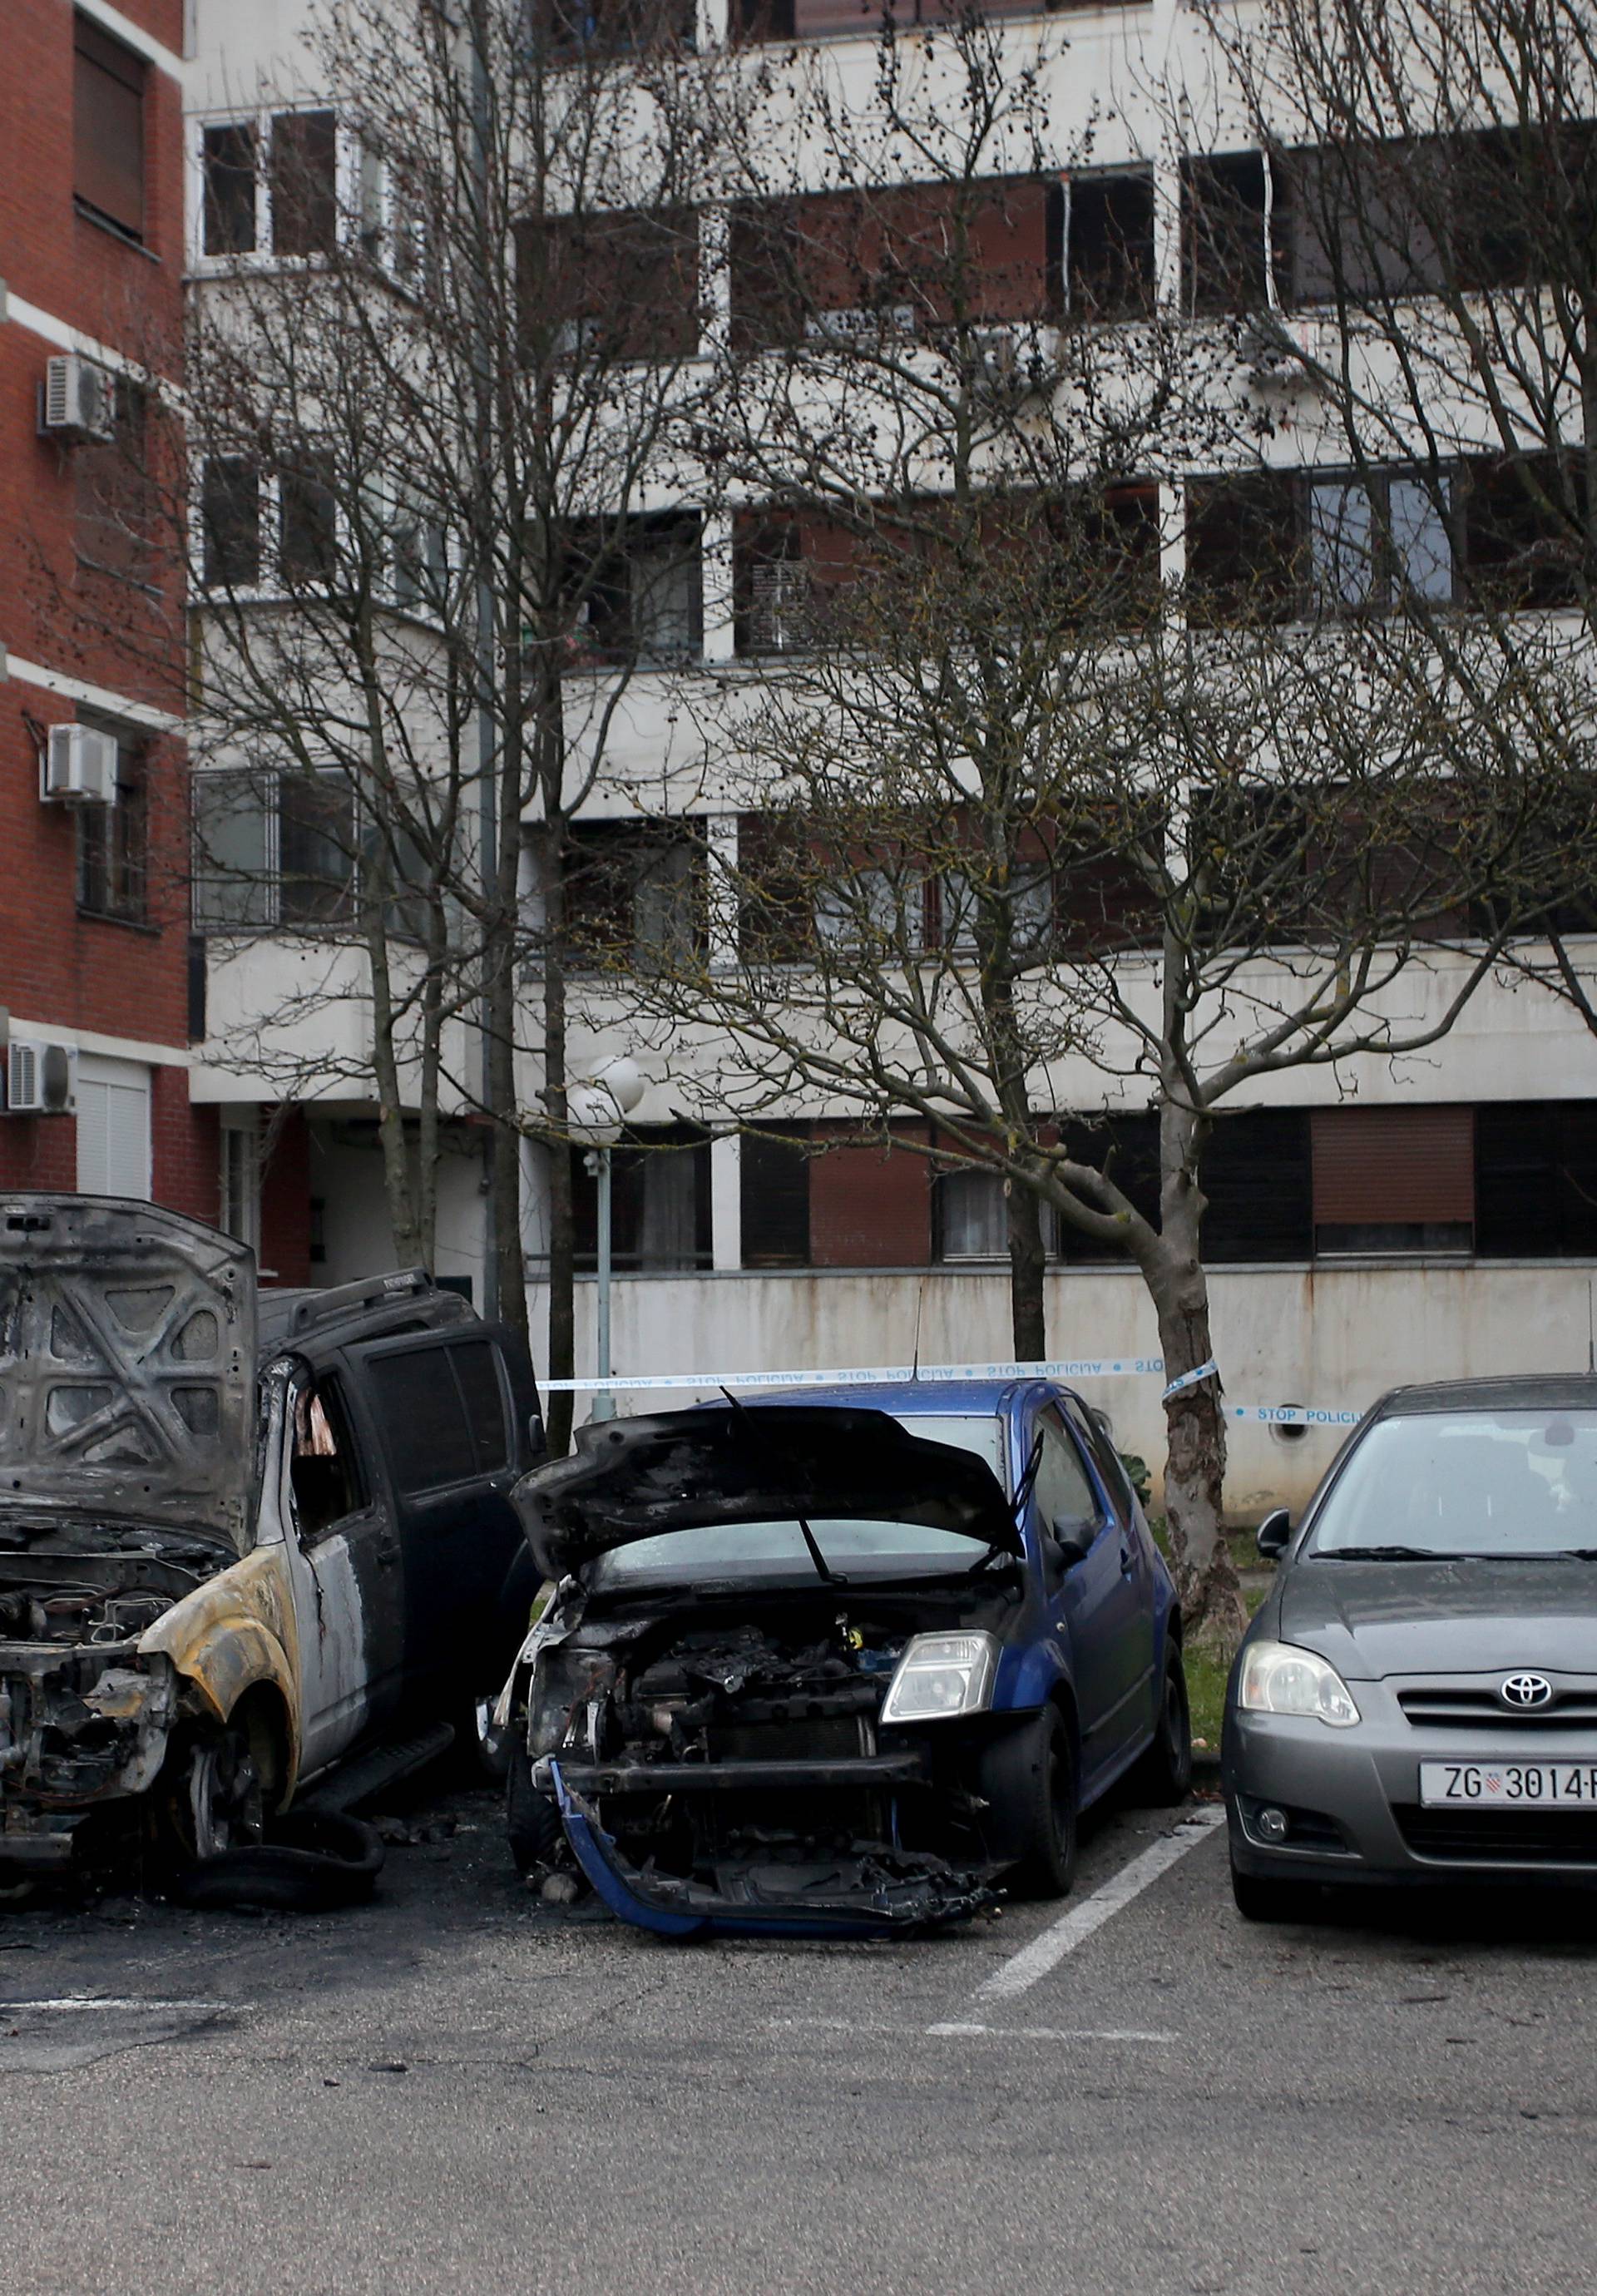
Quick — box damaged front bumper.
[0,1641,177,1868]
[546,1759,1001,1940]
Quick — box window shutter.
[1311,1106,1474,1226]
[75,16,145,237]
[809,1129,931,1267]
[76,1057,151,1200]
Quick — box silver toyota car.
[1225,1376,1597,1918]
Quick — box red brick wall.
[0,2,207,1220]
[260,1111,313,1288]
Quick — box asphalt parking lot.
[2,1775,1595,2296]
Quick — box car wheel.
[1130,1645,1193,1807]
[1229,1858,1322,1924]
[981,1705,1078,1899]
[506,1739,563,1878]
[161,1722,266,1864]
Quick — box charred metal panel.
[0,1196,256,1550]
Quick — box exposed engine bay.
[523,1595,1008,1936]
[0,1541,217,1852]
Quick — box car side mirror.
[1050,1517,1095,1566]
[1255,1507,1293,1560]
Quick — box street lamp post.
[567,1057,645,1423]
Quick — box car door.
[280,1363,407,1779]
[344,1325,536,1715]
[1031,1404,1145,1795]
[1067,1398,1159,1748]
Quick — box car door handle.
[1119,1546,1135,1577]
[375,1540,400,1571]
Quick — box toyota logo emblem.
[1501,1673,1554,1709]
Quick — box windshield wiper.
[795,1515,847,1587]
[1318,1544,1438,1561]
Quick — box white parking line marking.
[951,1808,1226,2015]
[0,1998,230,2014]
[926,2022,1175,2042]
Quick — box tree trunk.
[539,825,576,1457]
[1006,1179,1047,1361]
[1141,1233,1246,1650]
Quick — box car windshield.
[1311,1409,1597,1558]
[586,1517,993,1589]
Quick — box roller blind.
[1311,1106,1475,1225]
[74,15,145,238]
[76,1056,152,1200]
[808,1129,930,1267]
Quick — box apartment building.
[0,0,235,1237]
[178,0,1597,1507]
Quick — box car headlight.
[879,1631,998,1724]
[1238,1639,1361,1728]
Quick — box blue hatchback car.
[502,1382,1189,1937]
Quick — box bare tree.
[611,12,1577,1637]
[88,0,747,1443]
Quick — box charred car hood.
[1277,1556,1597,1680]
[0,1195,256,1551]
[515,1404,1021,1581]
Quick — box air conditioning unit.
[968,325,1052,406]
[4,1042,72,1116]
[803,304,917,344]
[42,725,119,806]
[749,561,813,654]
[40,354,116,444]
[1238,311,1317,391]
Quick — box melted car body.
[0,1194,541,1879]
[503,1388,1187,1937]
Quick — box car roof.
[735,1378,1059,1417]
[257,1269,476,1357]
[1372,1374,1597,1418]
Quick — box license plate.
[1420,1761,1597,1808]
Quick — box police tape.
[540,1358,1365,1427]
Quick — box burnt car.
[500,1382,1189,1937]
[0,1193,541,1885]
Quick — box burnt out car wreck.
[502,1398,1188,1939]
[0,1193,541,1898]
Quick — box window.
[939,863,1054,957]
[200,111,339,260]
[566,514,703,663]
[76,1054,151,1199]
[1183,152,1283,315]
[1188,468,1456,625]
[1062,172,1155,321]
[733,0,1051,40]
[1032,1409,1100,1539]
[201,458,263,590]
[75,15,145,241]
[740,1128,812,1267]
[565,820,705,968]
[1476,1101,1597,1259]
[191,769,357,933]
[75,735,147,924]
[367,1343,504,1495]
[732,511,864,653]
[1460,453,1585,611]
[1202,1111,1312,1262]
[76,378,151,584]
[279,774,357,923]
[815,865,927,954]
[290,1375,367,1536]
[519,209,700,364]
[936,1168,1010,1260]
[219,1111,260,1253]
[1311,1105,1474,1255]
[571,1126,712,1273]
[518,0,695,57]
[278,450,339,584]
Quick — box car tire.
[1229,1858,1321,1924]
[505,1739,563,1878]
[1130,1645,1193,1807]
[981,1705,1078,1899]
[169,1811,386,1913]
